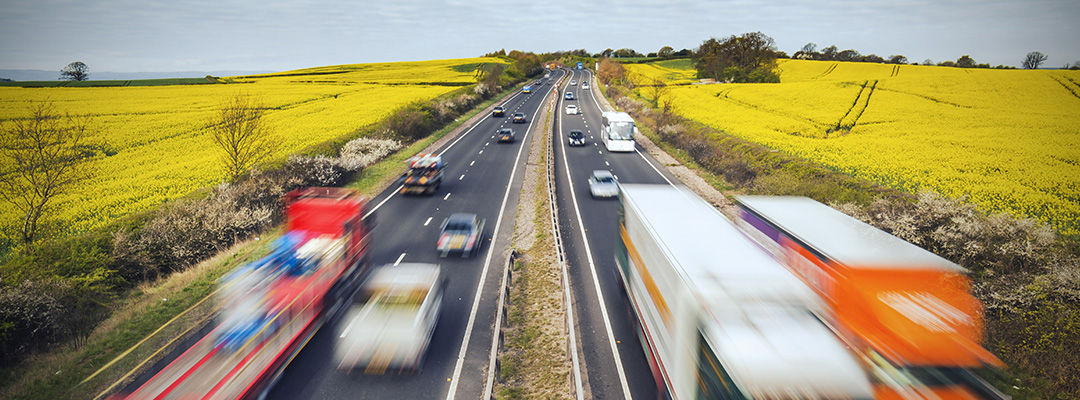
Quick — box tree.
[644,77,669,107]
[657,46,674,58]
[821,45,839,60]
[1023,51,1048,69]
[801,43,818,54]
[0,101,95,243]
[210,94,278,182]
[923,59,934,66]
[888,55,908,64]
[837,49,861,61]
[597,57,627,86]
[60,62,89,81]
[956,55,976,68]
[600,48,614,58]
[693,32,780,83]
[861,54,884,63]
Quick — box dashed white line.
[393,252,406,266]
[458,174,465,181]
[605,161,610,166]
[443,192,451,200]
[469,160,475,166]
[424,217,433,226]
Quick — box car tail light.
[466,233,477,248]
[438,234,449,247]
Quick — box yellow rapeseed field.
[0,57,504,237]
[628,59,1080,235]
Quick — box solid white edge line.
[361,89,528,219]
[559,69,634,400]
[461,69,561,400]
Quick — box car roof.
[569,130,583,134]
[591,170,614,178]
[513,112,525,115]
[494,105,504,109]
[448,213,476,223]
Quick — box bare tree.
[645,77,670,107]
[1023,51,1048,69]
[800,42,817,54]
[60,61,90,81]
[0,101,95,243]
[210,94,277,182]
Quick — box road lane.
[267,69,565,400]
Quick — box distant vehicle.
[735,195,1004,398]
[497,128,515,143]
[568,130,585,146]
[522,86,532,94]
[336,263,445,373]
[587,170,618,198]
[564,91,575,100]
[438,213,485,257]
[399,153,444,195]
[601,111,636,152]
[492,106,505,117]
[576,62,583,69]
[616,185,873,399]
[582,82,590,90]
[569,80,576,86]
[511,112,527,123]
[565,104,579,115]
[126,188,374,399]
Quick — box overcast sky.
[1,0,1078,72]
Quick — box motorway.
[267,69,566,399]
[552,68,682,399]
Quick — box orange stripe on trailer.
[620,225,672,327]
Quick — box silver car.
[588,170,618,198]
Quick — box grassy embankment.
[0,75,527,400]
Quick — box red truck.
[122,187,373,400]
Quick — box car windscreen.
[595,176,615,184]
[608,122,634,140]
[569,131,583,138]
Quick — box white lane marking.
[361,89,529,219]
[555,84,634,399]
[613,174,619,180]
[443,192,451,200]
[424,217,433,226]
[458,174,465,181]
[471,69,564,400]
[394,252,406,266]
[479,150,484,155]
[556,70,588,400]
[470,160,475,166]
[605,161,610,166]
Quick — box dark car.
[512,112,527,123]
[568,130,585,146]
[492,106,505,117]
[497,128,515,143]
[438,213,485,257]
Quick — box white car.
[588,170,618,198]
[569,80,577,86]
[582,82,590,90]
[565,104,579,115]
[336,263,445,373]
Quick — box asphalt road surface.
[267,69,566,400]
[553,69,683,400]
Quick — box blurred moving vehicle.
[497,128,515,143]
[438,213,485,257]
[492,106,505,117]
[564,91,575,100]
[601,111,636,152]
[511,112,527,123]
[124,188,373,400]
[587,170,618,198]
[615,185,873,400]
[399,153,444,195]
[335,263,445,373]
[565,104,578,115]
[568,130,585,146]
[522,85,532,93]
[736,196,1005,399]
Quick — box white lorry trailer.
[614,184,873,399]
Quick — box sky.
[1,0,1078,73]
